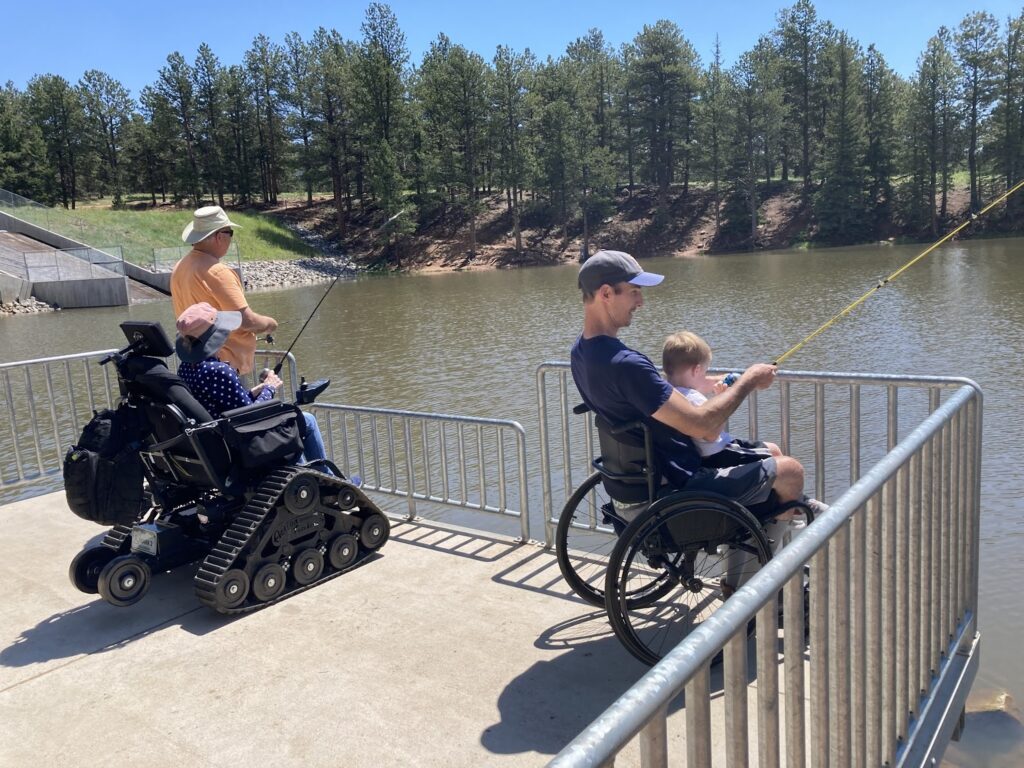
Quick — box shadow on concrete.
[390,519,521,563]
[490,545,587,602]
[0,567,210,669]
[1,548,383,670]
[479,611,701,757]
[481,611,770,758]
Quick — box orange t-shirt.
[170,250,257,374]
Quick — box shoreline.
[240,256,359,291]
[0,296,59,317]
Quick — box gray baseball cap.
[577,250,664,293]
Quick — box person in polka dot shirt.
[175,303,327,464]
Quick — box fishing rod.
[263,207,407,377]
[767,178,1024,368]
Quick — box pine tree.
[814,32,868,243]
[77,71,134,206]
[492,45,536,255]
[955,12,1000,211]
[26,74,86,209]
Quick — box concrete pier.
[0,490,806,767]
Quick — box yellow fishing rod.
[770,178,1024,367]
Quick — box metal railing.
[537,362,982,767]
[0,350,120,495]
[150,242,240,273]
[0,348,297,498]
[0,349,531,543]
[0,187,89,240]
[21,245,126,281]
[310,403,531,542]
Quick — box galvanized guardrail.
[537,362,981,767]
[0,349,120,493]
[310,403,531,542]
[0,349,296,495]
[0,348,531,542]
[150,242,240,273]
[22,245,127,281]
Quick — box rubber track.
[193,466,376,614]
[101,524,134,553]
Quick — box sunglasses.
[218,229,234,238]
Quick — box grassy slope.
[31,204,317,265]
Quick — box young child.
[661,330,784,469]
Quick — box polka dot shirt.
[178,357,275,418]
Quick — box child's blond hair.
[662,331,712,377]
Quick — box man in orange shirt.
[170,206,277,375]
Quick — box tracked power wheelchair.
[66,320,390,614]
[555,404,813,666]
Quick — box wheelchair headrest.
[119,321,174,358]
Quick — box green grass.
[15,204,318,265]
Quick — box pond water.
[2,237,1022,754]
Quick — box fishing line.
[264,208,407,375]
[771,178,1024,366]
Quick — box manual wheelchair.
[555,404,814,666]
[66,320,390,614]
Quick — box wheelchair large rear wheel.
[555,473,617,607]
[555,473,675,609]
[605,494,772,666]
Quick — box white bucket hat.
[181,205,242,244]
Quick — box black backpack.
[63,404,148,526]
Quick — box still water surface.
[2,238,1021,717]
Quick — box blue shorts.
[684,456,777,507]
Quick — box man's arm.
[206,263,278,334]
[239,306,278,334]
[652,363,777,440]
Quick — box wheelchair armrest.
[220,399,297,420]
[608,419,646,436]
[592,456,652,482]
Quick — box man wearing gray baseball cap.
[570,249,807,513]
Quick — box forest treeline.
[2,1,1024,256]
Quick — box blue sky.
[4,1,1020,98]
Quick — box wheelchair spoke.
[606,496,774,666]
[556,472,625,607]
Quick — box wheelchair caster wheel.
[97,555,151,607]
[70,546,116,594]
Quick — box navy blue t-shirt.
[570,334,701,485]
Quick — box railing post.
[685,665,713,768]
[638,705,667,768]
[724,631,749,767]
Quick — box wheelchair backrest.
[593,414,659,505]
[113,356,234,491]
[139,399,233,491]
